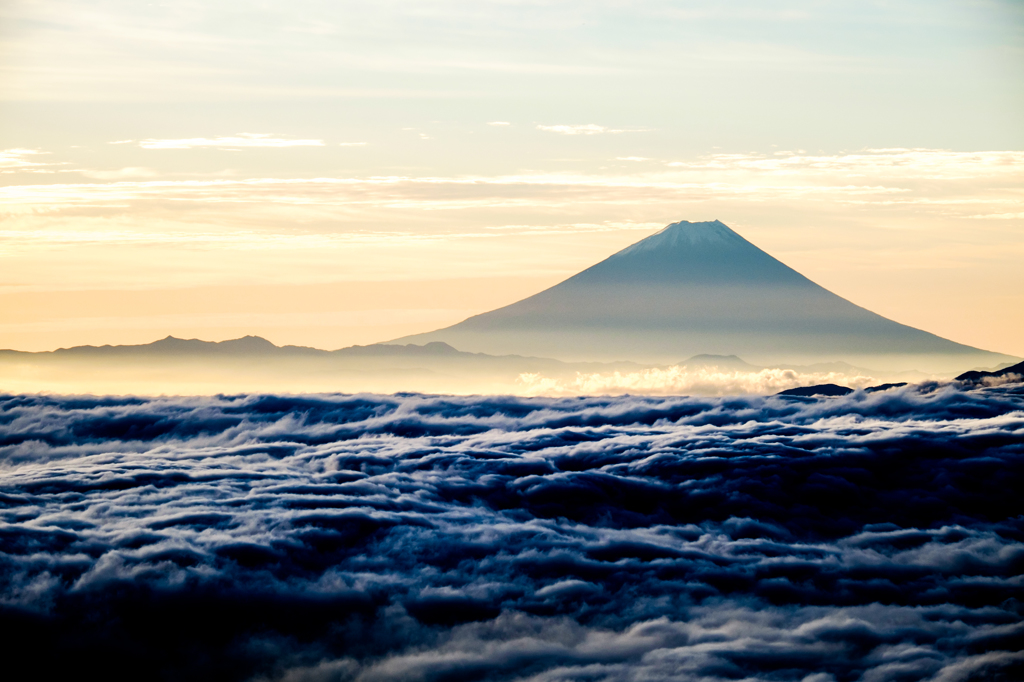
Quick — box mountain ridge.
[6,336,466,359]
[2,332,1005,396]
[0,336,926,378]
[956,359,1024,384]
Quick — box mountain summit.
[392,220,1013,372]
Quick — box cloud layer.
[1,383,1022,681]
[517,366,876,396]
[536,124,645,135]
[136,133,326,149]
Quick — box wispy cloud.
[2,145,1019,218]
[537,124,649,135]
[0,227,448,251]
[0,148,62,172]
[667,148,1024,180]
[136,133,325,150]
[1,148,1019,319]
[0,222,677,265]
[78,167,158,180]
[518,366,875,396]
[0,173,915,213]
[966,212,1024,220]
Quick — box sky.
[1,0,1022,356]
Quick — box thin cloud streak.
[537,124,649,135]
[667,149,1024,180]
[2,148,1017,210]
[136,133,325,149]
[0,148,62,172]
[517,366,876,396]
[0,228,452,250]
[0,176,1006,231]
[0,222,665,254]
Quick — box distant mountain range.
[393,220,1016,373]
[40,335,465,359]
[0,336,638,396]
[3,333,1014,397]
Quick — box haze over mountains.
[0,334,946,397]
[0,336,642,396]
[395,220,1013,373]
[1,220,1018,396]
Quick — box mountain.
[49,335,301,357]
[777,384,855,397]
[956,359,1024,384]
[42,335,463,358]
[776,382,907,397]
[678,354,763,372]
[391,220,1016,373]
[0,336,643,396]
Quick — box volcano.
[392,220,1014,373]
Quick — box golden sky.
[1,1,1022,357]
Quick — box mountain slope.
[956,359,1024,384]
[392,220,1014,372]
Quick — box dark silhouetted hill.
[777,384,854,397]
[956,359,1024,384]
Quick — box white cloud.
[617,157,650,161]
[0,227,446,251]
[538,124,652,135]
[666,148,1024,180]
[78,167,158,180]
[136,133,325,150]
[537,124,629,135]
[108,140,134,145]
[481,221,663,235]
[517,366,876,397]
[0,173,915,214]
[1,148,1018,229]
[966,212,1024,220]
[0,148,55,171]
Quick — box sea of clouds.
[1,383,1022,681]
[516,366,876,396]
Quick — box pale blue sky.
[3,0,1022,165]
